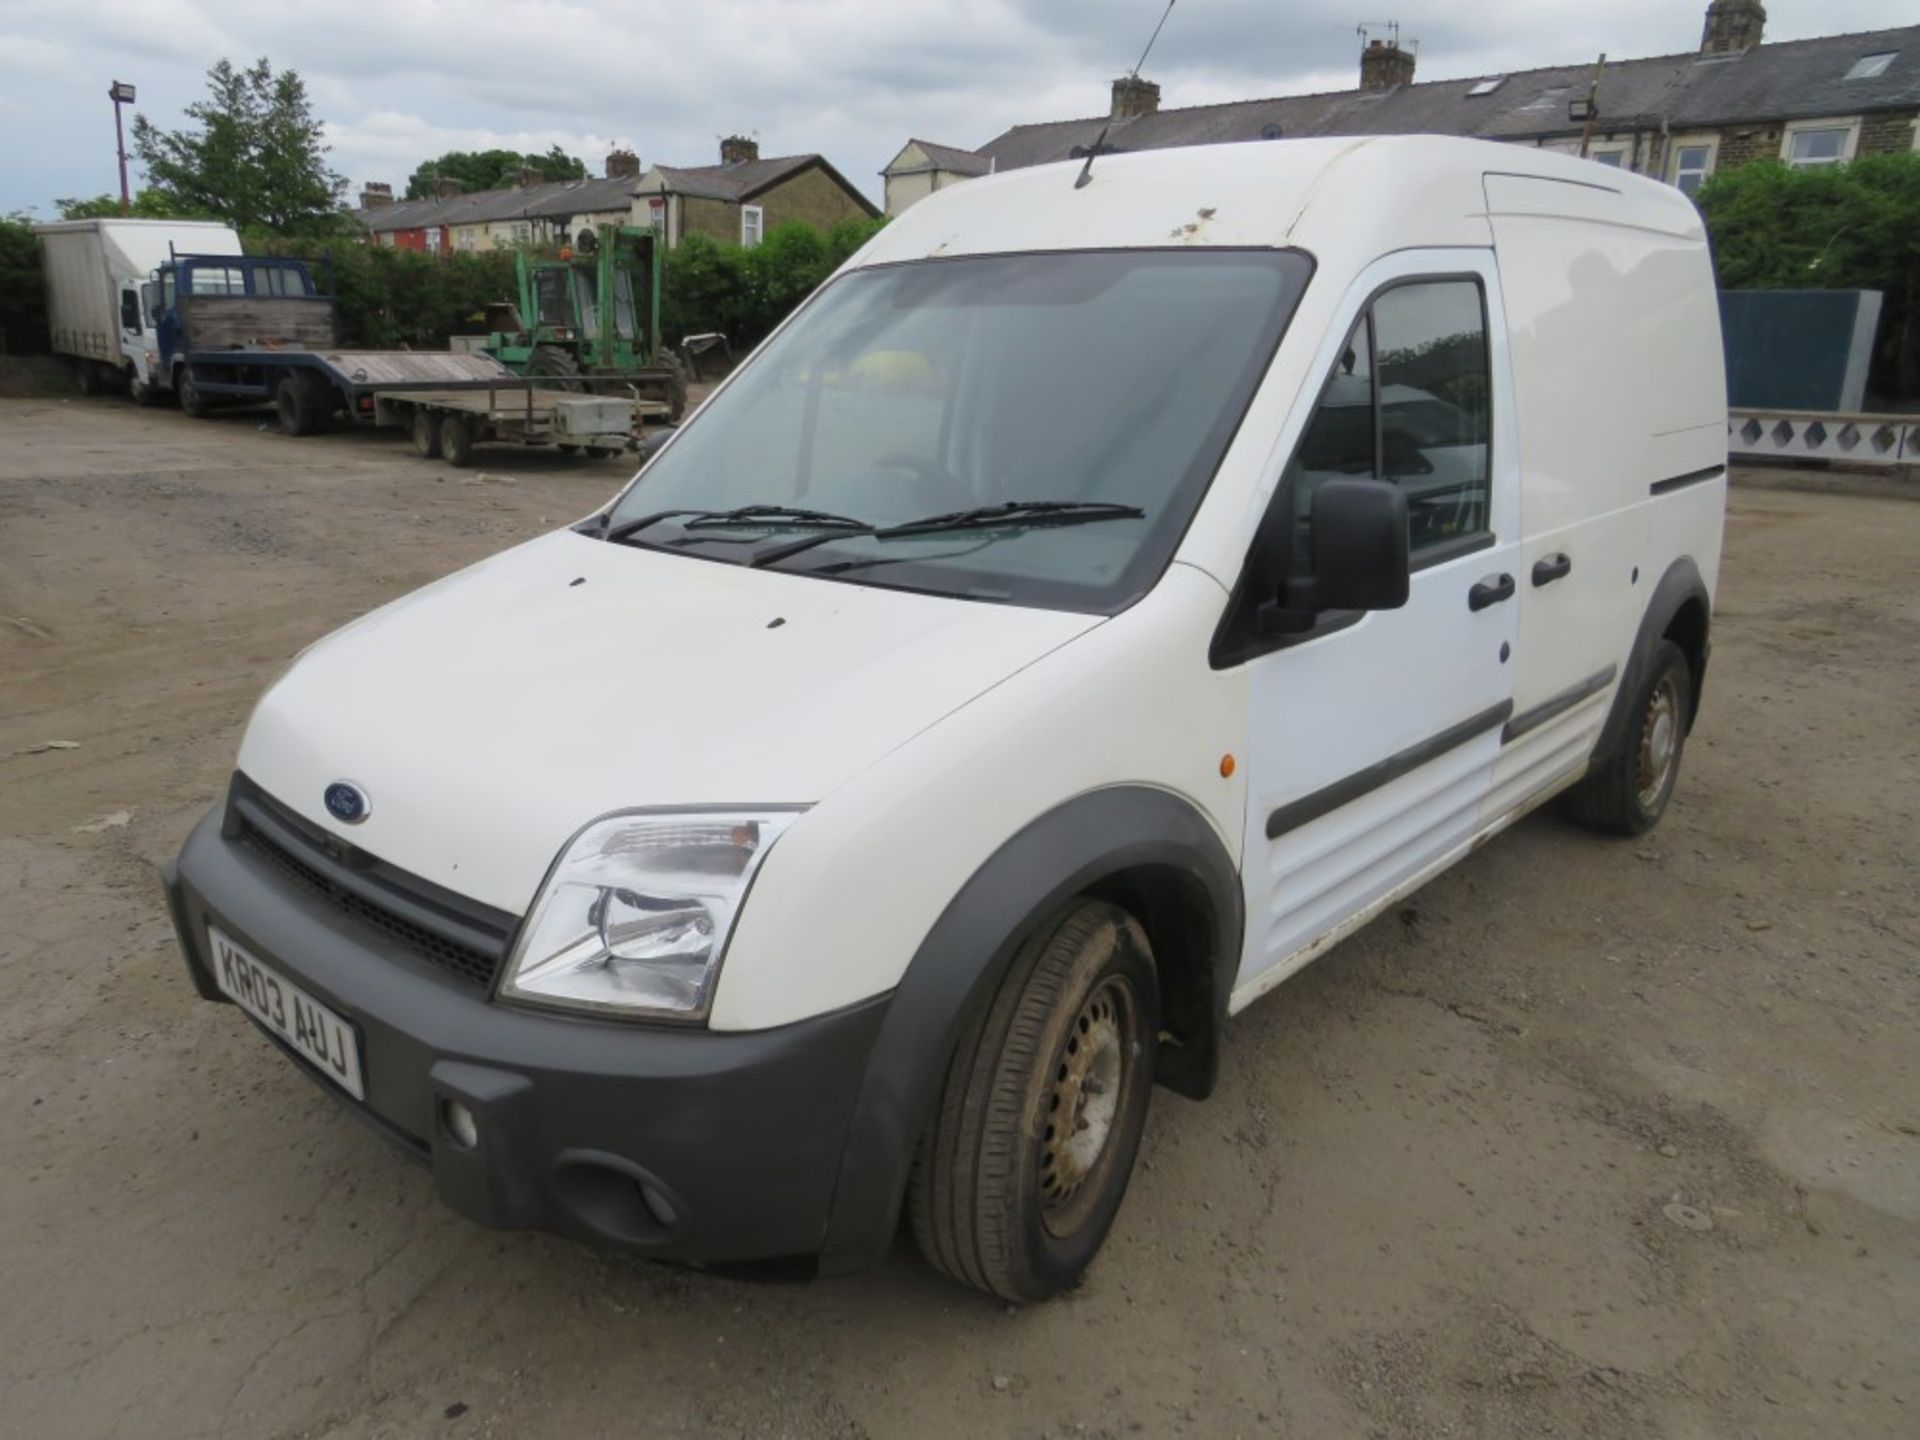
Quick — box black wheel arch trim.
[817,785,1243,1275]
[1594,556,1711,764]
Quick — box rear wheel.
[275,374,331,437]
[655,348,689,421]
[528,345,583,391]
[909,900,1158,1302]
[411,407,443,459]
[1565,639,1693,835]
[440,413,476,467]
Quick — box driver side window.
[1287,279,1491,563]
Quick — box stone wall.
[1859,109,1919,156]
[758,165,876,233]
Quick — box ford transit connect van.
[164,137,1726,1301]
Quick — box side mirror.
[1295,478,1410,612]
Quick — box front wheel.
[1565,639,1694,835]
[909,900,1158,1302]
[176,369,210,418]
[439,413,476,467]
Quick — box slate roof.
[890,139,993,177]
[352,176,642,233]
[642,154,882,215]
[977,25,1920,172]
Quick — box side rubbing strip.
[1650,464,1725,496]
[1501,665,1617,744]
[1265,700,1513,840]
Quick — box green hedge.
[660,216,888,352]
[0,219,49,355]
[1696,153,1920,400]
[244,234,516,349]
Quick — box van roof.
[856,135,1703,268]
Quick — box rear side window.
[1286,278,1491,561]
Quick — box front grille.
[229,775,514,991]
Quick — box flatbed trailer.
[373,379,666,466]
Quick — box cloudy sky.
[2,0,1911,216]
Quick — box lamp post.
[109,80,136,214]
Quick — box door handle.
[1468,573,1515,611]
[1531,552,1572,587]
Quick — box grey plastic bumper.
[164,808,889,1269]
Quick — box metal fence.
[1728,409,1920,468]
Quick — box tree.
[56,190,214,221]
[131,58,345,234]
[405,145,586,199]
[0,217,49,354]
[1698,153,1920,399]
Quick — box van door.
[1229,252,1522,1007]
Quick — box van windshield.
[605,248,1312,612]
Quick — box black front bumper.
[164,807,890,1269]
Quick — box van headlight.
[498,811,798,1021]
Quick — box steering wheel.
[875,453,965,512]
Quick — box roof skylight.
[1845,52,1896,80]
[1467,76,1506,97]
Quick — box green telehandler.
[483,224,687,422]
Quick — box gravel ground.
[2,395,1916,1440]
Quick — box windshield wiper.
[605,504,870,545]
[751,499,1143,569]
[879,500,1144,537]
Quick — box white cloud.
[2,0,1913,214]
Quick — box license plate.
[207,926,365,1100]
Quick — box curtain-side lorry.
[34,218,243,403]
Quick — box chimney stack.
[605,148,641,180]
[1359,36,1417,92]
[720,134,760,165]
[433,176,465,199]
[358,181,393,209]
[1110,75,1161,120]
[1700,0,1765,54]
[512,165,540,188]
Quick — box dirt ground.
[2,395,1916,1440]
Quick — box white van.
[164,137,1726,1301]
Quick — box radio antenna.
[1076,0,1178,190]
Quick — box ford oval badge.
[323,781,370,825]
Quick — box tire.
[440,414,476,467]
[656,348,689,421]
[176,369,210,419]
[528,345,584,391]
[556,443,580,456]
[275,373,331,437]
[1565,639,1694,836]
[411,407,443,459]
[909,900,1159,1303]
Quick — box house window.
[425,228,442,253]
[458,230,475,252]
[1587,145,1629,168]
[1783,121,1858,168]
[741,205,764,247]
[1670,138,1717,195]
[1844,52,1895,81]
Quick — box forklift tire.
[276,374,331,437]
[440,414,477,467]
[177,370,210,419]
[528,346,584,392]
[658,349,690,422]
[411,407,443,459]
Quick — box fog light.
[441,1098,478,1150]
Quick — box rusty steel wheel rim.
[1040,976,1135,1236]
[1637,674,1680,811]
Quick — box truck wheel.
[528,345,584,392]
[909,900,1158,1303]
[1565,639,1694,836]
[411,407,443,459]
[440,414,476,467]
[177,370,210,419]
[275,374,331,437]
